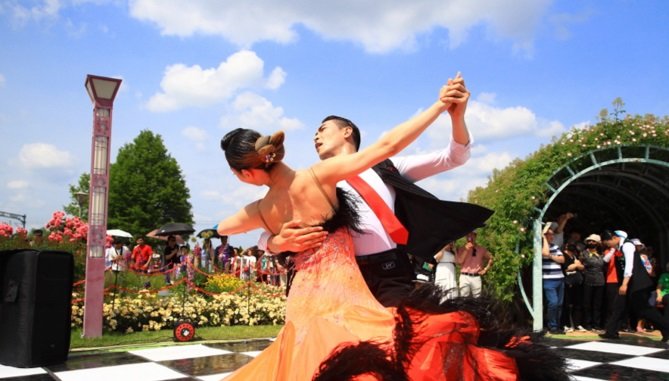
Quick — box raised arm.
[391,75,471,182]
[217,200,264,236]
[313,74,465,185]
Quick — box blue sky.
[1,0,668,247]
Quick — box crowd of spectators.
[542,212,668,338]
[104,235,288,288]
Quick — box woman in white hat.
[581,233,605,330]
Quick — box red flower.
[48,231,63,243]
[0,223,13,238]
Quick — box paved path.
[1,335,668,380]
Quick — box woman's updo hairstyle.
[221,128,285,171]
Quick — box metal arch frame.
[519,145,669,332]
[583,170,669,204]
[581,169,669,215]
[570,181,667,231]
[546,188,636,228]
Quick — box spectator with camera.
[455,231,493,298]
[553,212,585,253]
[434,241,458,298]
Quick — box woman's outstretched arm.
[312,73,467,185]
[217,200,264,236]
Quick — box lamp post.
[75,191,88,219]
[83,74,121,338]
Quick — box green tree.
[64,173,90,220]
[108,130,193,235]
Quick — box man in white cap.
[600,230,634,339]
[600,230,669,341]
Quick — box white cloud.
[427,93,566,145]
[467,100,537,140]
[535,120,567,138]
[572,121,592,131]
[181,126,208,151]
[476,92,497,104]
[417,175,490,202]
[549,10,593,41]
[129,0,553,53]
[3,0,61,24]
[220,92,303,132]
[7,180,29,189]
[266,67,286,90]
[199,184,267,233]
[412,150,516,202]
[18,143,75,169]
[468,151,515,174]
[146,50,285,112]
[182,126,207,141]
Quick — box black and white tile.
[1,336,668,380]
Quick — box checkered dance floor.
[1,336,669,380]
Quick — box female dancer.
[217,77,566,380]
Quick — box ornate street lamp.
[74,191,88,219]
[83,74,121,338]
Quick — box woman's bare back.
[258,168,339,234]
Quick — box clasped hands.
[439,72,470,117]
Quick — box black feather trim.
[312,341,407,381]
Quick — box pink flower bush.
[48,231,63,243]
[46,211,88,244]
[46,211,65,231]
[0,223,13,238]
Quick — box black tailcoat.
[372,159,493,264]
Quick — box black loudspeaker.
[0,249,74,367]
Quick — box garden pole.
[83,75,121,338]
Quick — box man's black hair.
[601,230,614,241]
[322,115,361,151]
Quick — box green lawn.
[70,325,283,351]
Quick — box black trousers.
[356,248,415,308]
[562,283,584,328]
[583,284,604,328]
[604,284,628,335]
[604,283,627,332]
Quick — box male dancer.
[258,74,492,307]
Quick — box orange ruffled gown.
[223,226,519,381]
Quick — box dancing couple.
[217,74,567,380]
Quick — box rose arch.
[524,144,669,330]
[466,112,669,331]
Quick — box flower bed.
[71,286,286,333]
[2,212,288,332]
